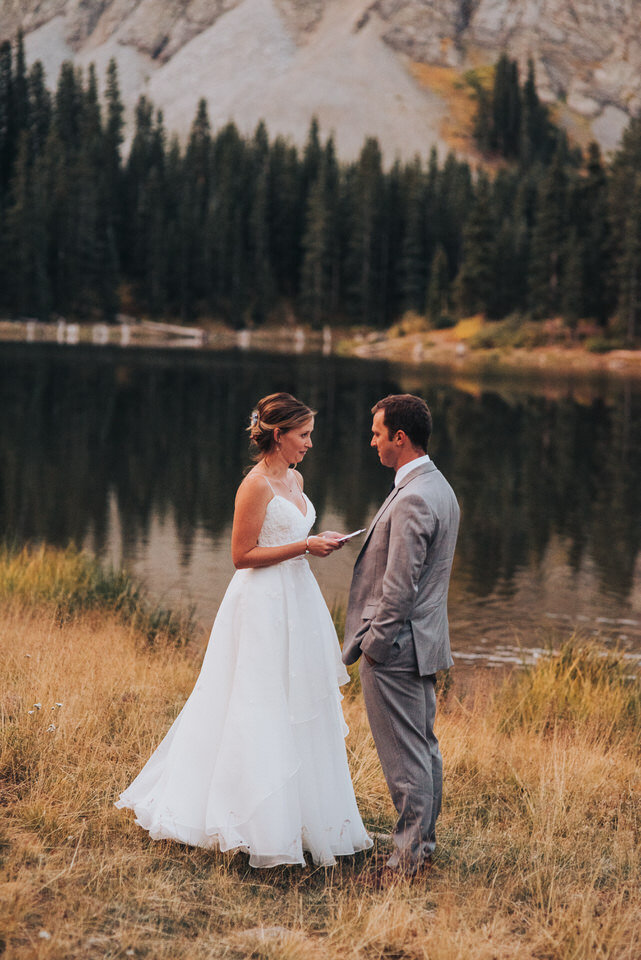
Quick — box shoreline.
[1,317,640,382]
[340,324,641,381]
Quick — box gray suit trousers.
[359,626,442,872]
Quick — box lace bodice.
[258,494,316,548]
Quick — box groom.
[342,394,459,877]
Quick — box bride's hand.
[306,534,342,557]
[319,530,345,542]
[320,530,348,550]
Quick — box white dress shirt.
[394,454,431,487]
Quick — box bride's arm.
[231,477,340,569]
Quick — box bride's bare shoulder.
[236,469,272,503]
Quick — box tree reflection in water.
[1,344,639,662]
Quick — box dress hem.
[114,798,372,868]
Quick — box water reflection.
[1,343,640,666]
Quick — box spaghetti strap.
[263,476,276,495]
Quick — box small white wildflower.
[55,702,63,708]
[126,951,135,957]
[33,703,41,710]
[38,930,51,940]
[25,653,31,658]
[46,724,56,733]
[28,710,34,715]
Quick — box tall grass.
[0,543,193,644]
[496,640,641,741]
[1,546,639,959]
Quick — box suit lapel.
[355,461,437,564]
[359,486,400,551]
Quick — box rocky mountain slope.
[2,0,638,159]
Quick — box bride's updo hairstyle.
[248,392,316,461]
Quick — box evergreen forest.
[1,36,640,341]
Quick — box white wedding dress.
[115,489,372,867]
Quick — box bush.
[434,314,457,330]
[584,335,624,353]
[468,315,559,350]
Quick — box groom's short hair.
[372,394,432,452]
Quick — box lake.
[2,341,640,670]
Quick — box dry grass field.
[1,546,640,959]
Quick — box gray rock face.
[3,0,639,151]
[1,0,242,59]
[373,0,641,120]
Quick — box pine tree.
[436,152,473,282]
[426,243,450,325]
[13,31,29,139]
[301,117,322,195]
[609,117,641,338]
[528,147,570,318]
[520,59,555,165]
[182,98,212,316]
[49,64,86,315]
[4,132,49,317]
[163,135,183,316]
[455,171,495,316]
[399,158,426,313]
[377,158,404,325]
[26,61,51,161]
[300,164,331,328]
[105,59,124,167]
[320,135,342,318]
[267,135,301,299]
[424,145,439,257]
[54,61,81,150]
[249,156,275,324]
[561,227,585,323]
[0,41,13,197]
[75,65,104,316]
[577,142,611,324]
[295,117,324,286]
[144,163,169,316]
[617,172,641,343]
[252,119,269,166]
[101,58,124,318]
[123,95,156,302]
[471,76,492,154]
[490,217,525,318]
[345,137,385,325]
[491,54,521,158]
[489,169,530,317]
[208,122,247,320]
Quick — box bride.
[116,392,372,867]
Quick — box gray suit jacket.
[342,461,459,676]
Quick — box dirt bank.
[339,324,641,380]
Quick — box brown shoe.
[408,857,434,881]
[366,865,401,890]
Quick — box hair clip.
[250,411,258,426]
